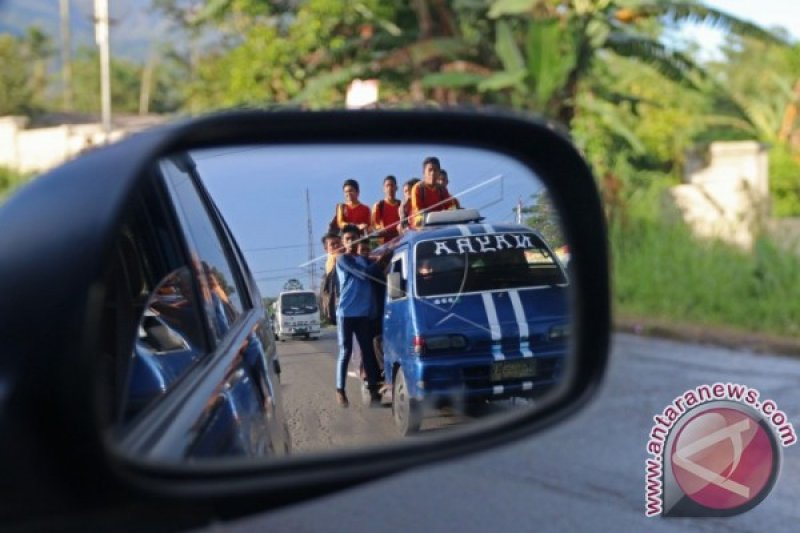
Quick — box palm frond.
[477,69,527,91]
[593,86,663,110]
[696,114,761,133]
[632,2,789,46]
[495,20,525,72]
[605,33,704,89]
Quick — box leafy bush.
[611,214,800,338]
[769,143,800,217]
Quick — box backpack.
[320,268,340,325]
[327,204,341,235]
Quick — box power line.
[251,266,306,275]
[244,243,308,252]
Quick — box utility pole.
[516,197,523,224]
[94,0,112,136]
[60,0,72,111]
[306,188,316,292]
[139,50,156,115]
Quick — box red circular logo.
[671,407,775,510]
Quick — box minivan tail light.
[412,335,425,355]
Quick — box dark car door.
[106,155,289,460]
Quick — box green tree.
[70,47,144,114]
[0,35,33,115]
[523,190,564,248]
[483,0,786,127]
[24,27,54,110]
[157,0,458,110]
[0,28,54,115]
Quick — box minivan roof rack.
[423,208,484,226]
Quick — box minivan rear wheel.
[393,368,421,436]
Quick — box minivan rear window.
[414,232,566,297]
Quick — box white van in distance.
[272,290,321,341]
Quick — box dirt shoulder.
[614,315,800,357]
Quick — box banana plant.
[427,0,789,128]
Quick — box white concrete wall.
[668,141,770,250]
[0,116,132,174]
[0,116,29,171]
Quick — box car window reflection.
[123,267,206,422]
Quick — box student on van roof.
[336,179,371,236]
[371,175,401,244]
[399,177,420,234]
[410,157,456,228]
[438,169,461,209]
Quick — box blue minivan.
[380,209,570,435]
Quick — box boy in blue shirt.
[335,225,392,407]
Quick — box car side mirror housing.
[0,109,610,528]
[387,272,405,300]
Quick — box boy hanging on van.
[319,232,342,325]
[334,225,392,408]
[371,175,401,244]
[357,240,386,381]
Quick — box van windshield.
[280,292,318,315]
[414,232,566,297]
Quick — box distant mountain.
[0,0,177,62]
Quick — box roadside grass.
[0,166,34,203]
[610,217,800,338]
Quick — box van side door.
[382,249,409,384]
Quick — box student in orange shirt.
[398,177,420,234]
[438,169,461,209]
[410,156,455,228]
[336,179,371,236]
[371,175,401,244]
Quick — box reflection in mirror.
[124,267,202,421]
[193,144,572,455]
[107,143,571,462]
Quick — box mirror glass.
[108,143,572,461]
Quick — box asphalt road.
[213,333,800,532]
[277,327,397,453]
[277,327,520,453]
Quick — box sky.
[195,145,543,299]
[674,0,800,60]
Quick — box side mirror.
[0,109,609,526]
[386,272,405,300]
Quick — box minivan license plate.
[491,359,537,381]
